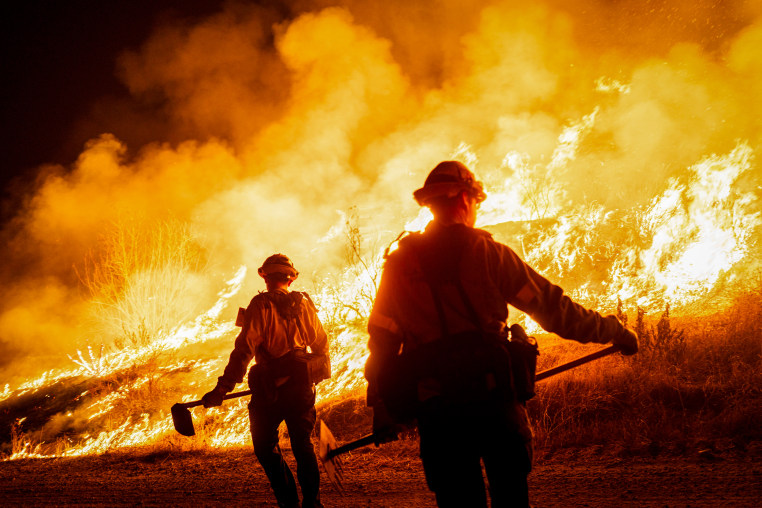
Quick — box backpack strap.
[301,291,318,312]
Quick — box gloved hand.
[613,327,639,356]
[201,385,227,408]
[372,402,401,446]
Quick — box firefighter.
[364,161,639,508]
[202,254,330,508]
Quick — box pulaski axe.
[171,390,252,437]
[318,344,621,490]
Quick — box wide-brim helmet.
[413,160,487,206]
[258,253,299,281]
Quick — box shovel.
[318,344,621,489]
[171,389,252,436]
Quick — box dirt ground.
[1,442,761,507]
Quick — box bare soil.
[1,441,761,507]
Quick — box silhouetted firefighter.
[202,254,331,508]
[365,161,639,508]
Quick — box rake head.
[318,420,345,493]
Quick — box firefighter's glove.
[613,327,639,356]
[372,402,401,446]
[201,386,227,408]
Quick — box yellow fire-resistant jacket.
[365,220,629,404]
[217,288,329,392]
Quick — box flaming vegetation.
[81,219,208,364]
[2,180,761,459]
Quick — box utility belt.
[248,349,331,404]
[377,327,539,423]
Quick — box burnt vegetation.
[317,206,381,332]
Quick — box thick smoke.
[1,0,761,382]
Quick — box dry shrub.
[315,207,381,335]
[81,218,207,363]
[316,391,373,442]
[530,291,762,457]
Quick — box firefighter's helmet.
[413,160,487,206]
[258,253,299,281]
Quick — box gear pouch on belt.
[507,324,539,402]
[376,332,513,422]
[248,350,308,406]
[292,350,331,385]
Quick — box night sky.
[0,1,232,204]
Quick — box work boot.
[302,494,324,508]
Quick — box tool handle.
[182,389,253,409]
[326,433,377,460]
[535,345,620,382]
[321,347,621,459]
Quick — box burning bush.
[81,218,209,357]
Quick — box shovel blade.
[171,403,196,436]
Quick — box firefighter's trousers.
[417,394,533,508]
[249,377,323,508]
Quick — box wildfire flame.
[3,1,762,459]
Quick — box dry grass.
[9,291,759,460]
[4,218,761,462]
[80,218,207,358]
[529,293,762,457]
[311,290,762,461]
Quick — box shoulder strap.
[293,292,315,350]
[254,291,306,359]
[264,291,303,321]
[301,291,318,312]
[384,230,413,260]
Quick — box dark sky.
[0,1,232,203]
